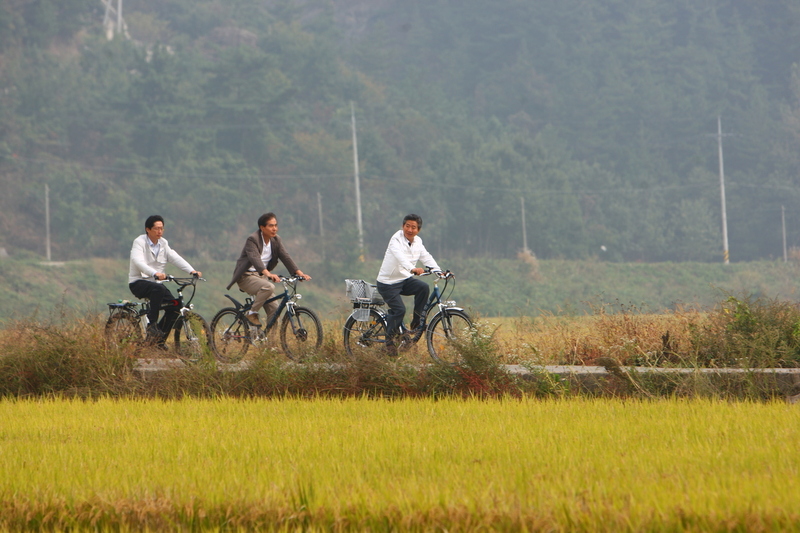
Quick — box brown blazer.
[227,230,300,290]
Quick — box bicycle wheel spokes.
[174,311,209,364]
[426,309,473,365]
[280,306,323,361]
[104,311,142,350]
[343,309,388,358]
[209,308,250,363]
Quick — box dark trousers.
[376,277,430,340]
[129,280,179,335]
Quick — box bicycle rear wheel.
[173,311,209,364]
[210,308,251,363]
[426,309,473,364]
[104,310,142,350]
[343,309,388,358]
[280,306,323,361]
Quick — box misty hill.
[2,0,800,264]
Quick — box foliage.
[3,0,800,262]
[690,294,800,368]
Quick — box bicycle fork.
[284,302,308,341]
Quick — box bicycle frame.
[347,270,463,343]
[107,276,203,335]
[210,275,322,362]
[402,270,462,341]
[222,276,302,331]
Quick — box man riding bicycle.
[227,212,311,328]
[128,215,202,347]
[376,214,441,355]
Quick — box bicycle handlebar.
[166,275,207,285]
[279,275,308,284]
[421,267,454,279]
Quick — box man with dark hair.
[376,214,441,355]
[227,213,310,327]
[128,215,201,345]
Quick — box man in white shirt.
[128,215,201,345]
[376,214,441,355]
[227,213,310,327]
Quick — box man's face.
[402,220,420,243]
[146,221,164,244]
[260,218,278,240]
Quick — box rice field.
[1,396,799,531]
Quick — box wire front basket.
[345,279,384,306]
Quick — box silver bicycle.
[342,269,473,364]
[105,275,210,363]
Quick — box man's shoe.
[145,325,165,345]
[385,341,398,357]
[246,313,262,327]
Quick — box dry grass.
[487,307,709,366]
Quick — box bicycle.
[342,268,473,364]
[104,275,210,363]
[208,275,322,363]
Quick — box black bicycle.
[209,275,323,363]
[105,275,210,363]
[342,269,473,364]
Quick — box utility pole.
[351,102,364,260]
[317,192,325,261]
[782,205,788,262]
[717,116,730,264]
[101,0,126,40]
[520,197,530,254]
[317,192,324,238]
[45,184,51,261]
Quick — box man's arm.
[164,239,196,276]
[417,238,441,273]
[271,236,304,279]
[243,235,266,273]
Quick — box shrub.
[690,295,800,368]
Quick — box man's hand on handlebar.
[418,267,453,279]
[262,269,281,283]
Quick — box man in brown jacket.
[227,213,311,327]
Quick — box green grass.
[1,397,799,531]
[4,256,800,326]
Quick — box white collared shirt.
[248,234,273,272]
[376,230,441,285]
[128,234,194,284]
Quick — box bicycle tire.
[104,310,142,349]
[343,308,388,358]
[426,309,473,364]
[209,307,251,363]
[173,311,210,364]
[280,306,323,361]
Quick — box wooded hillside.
[2,0,800,263]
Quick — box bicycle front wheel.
[209,308,250,363]
[426,309,473,364]
[343,308,388,358]
[280,306,323,361]
[104,310,142,350]
[173,311,210,364]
